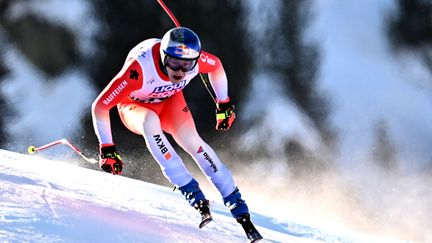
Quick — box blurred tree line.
[0,0,431,183]
[388,0,432,73]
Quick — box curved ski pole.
[28,139,98,164]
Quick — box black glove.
[99,144,123,175]
[216,100,236,130]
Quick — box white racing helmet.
[160,27,201,71]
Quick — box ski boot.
[178,179,213,228]
[224,188,263,242]
[236,213,263,243]
[194,199,213,228]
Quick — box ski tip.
[27,146,36,154]
[248,231,263,242]
[251,236,263,243]
[199,217,213,229]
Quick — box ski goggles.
[164,56,197,72]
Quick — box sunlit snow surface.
[0,150,409,243]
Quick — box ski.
[246,229,263,243]
[237,213,263,242]
[199,213,213,229]
[195,199,213,229]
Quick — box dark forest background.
[0,0,431,184]
[0,1,431,241]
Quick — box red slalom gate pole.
[28,139,98,164]
[156,0,181,27]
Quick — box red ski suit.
[92,39,236,197]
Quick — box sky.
[0,149,409,243]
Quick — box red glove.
[99,144,123,175]
[216,99,236,130]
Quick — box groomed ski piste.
[0,149,410,243]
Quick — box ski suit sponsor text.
[153,134,172,160]
[103,80,128,106]
[203,152,218,173]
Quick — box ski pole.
[156,0,218,104]
[28,139,98,164]
[199,73,218,104]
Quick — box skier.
[91,27,262,242]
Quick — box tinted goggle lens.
[165,56,197,72]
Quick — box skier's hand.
[216,99,236,130]
[99,144,123,175]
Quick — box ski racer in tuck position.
[91,27,262,242]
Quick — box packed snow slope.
[0,149,409,243]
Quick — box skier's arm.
[198,51,229,102]
[91,59,143,145]
[198,51,235,130]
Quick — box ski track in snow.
[0,150,409,243]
